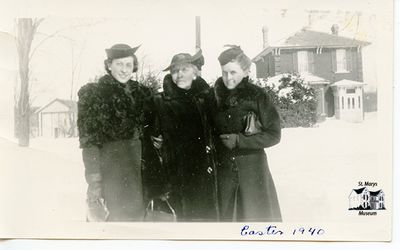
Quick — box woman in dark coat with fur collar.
[211,46,282,222]
[145,51,218,221]
[77,44,150,221]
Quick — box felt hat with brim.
[105,44,140,60]
[163,49,204,71]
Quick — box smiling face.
[107,56,134,84]
[170,63,197,90]
[221,61,249,90]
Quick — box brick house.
[253,25,370,122]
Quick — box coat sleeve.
[236,92,281,149]
[77,84,103,201]
[141,95,169,200]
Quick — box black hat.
[163,49,204,71]
[218,45,244,66]
[105,44,140,60]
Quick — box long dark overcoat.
[144,74,219,222]
[210,77,282,222]
[77,74,150,221]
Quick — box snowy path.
[269,112,379,222]
[0,137,86,229]
[0,112,379,225]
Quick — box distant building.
[349,187,385,210]
[36,98,78,138]
[253,24,371,122]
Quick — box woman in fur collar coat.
[145,51,219,221]
[77,44,150,221]
[211,46,282,222]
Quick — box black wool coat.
[144,74,219,222]
[210,77,282,222]
[77,74,151,221]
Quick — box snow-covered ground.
[0,112,380,226]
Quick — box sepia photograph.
[0,0,394,241]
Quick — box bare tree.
[15,18,44,147]
[14,19,104,143]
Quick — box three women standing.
[78,44,281,222]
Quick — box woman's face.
[171,64,196,90]
[108,56,134,84]
[221,61,248,90]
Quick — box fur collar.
[98,74,139,89]
[214,76,262,108]
[162,74,209,100]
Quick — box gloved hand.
[151,135,163,149]
[219,134,239,150]
[87,197,109,222]
[86,173,109,222]
[159,191,171,201]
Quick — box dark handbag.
[244,111,263,136]
[144,198,177,222]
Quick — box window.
[358,96,361,109]
[297,51,308,73]
[346,88,356,94]
[336,49,347,72]
[347,98,350,109]
[352,98,355,109]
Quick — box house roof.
[280,29,370,48]
[331,79,366,87]
[253,28,371,62]
[353,187,367,194]
[264,73,329,87]
[36,98,77,114]
[299,73,330,85]
[370,190,383,196]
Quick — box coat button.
[228,115,231,119]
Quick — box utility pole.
[195,16,201,51]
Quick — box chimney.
[331,24,339,35]
[195,16,201,51]
[262,25,269,48]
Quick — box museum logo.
[349,182,385,216]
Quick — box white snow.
[278,87,294,98]
[0,112,379,226]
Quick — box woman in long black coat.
[77,44,150,221]
[210,46,282,222]
[145,51,219,222]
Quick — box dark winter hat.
[218,45,244,65]
[163,49,204,71]
[105,44,140,60]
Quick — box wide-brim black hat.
[105,44,140,60]
[163,49,204,71]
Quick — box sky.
[0,0,389,138]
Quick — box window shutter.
[346,48,353,72]
[331,49,337,72]
[308,50,315,74]
[292,51,298,73]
